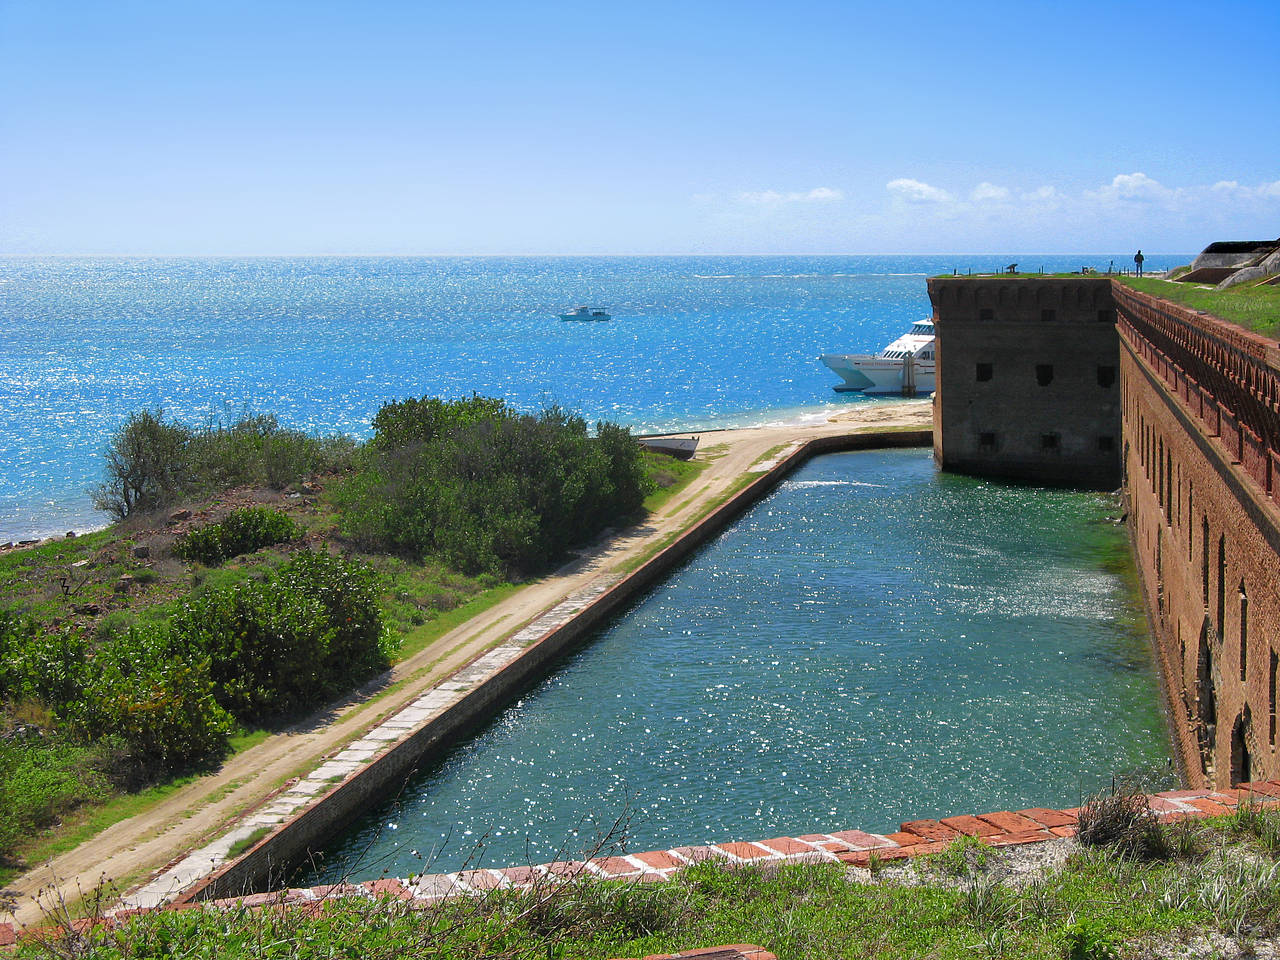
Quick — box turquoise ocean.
[0,254,1185,541]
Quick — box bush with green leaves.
[171,550,392,722]
[0,735,112,861]
[93,410,355,519]
[337,396,650,577]
[0,610,89,713]
[67,627,235,775]
[176,507,300,566]
[91,409,190,519]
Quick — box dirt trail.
[5,402,931,927]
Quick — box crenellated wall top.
[926,276,1113,320]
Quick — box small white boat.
[559,306,611,321]
[636,435,699,461]
[820,319,936,395]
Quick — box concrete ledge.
[167,428,932,903]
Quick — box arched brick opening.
[1231,710,1253,785]
[1197,618,1217,780]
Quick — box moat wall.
[933,276,1280,789]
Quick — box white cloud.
[1021,185,1058,202]
[1213,179,1280,200]
[886,178,954,203]
[737,187,844,204]
[1090,171,1174,203]
[970,182,1011,203]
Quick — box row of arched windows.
[1123,365,1276,779]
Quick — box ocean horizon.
[0,253,1188,541]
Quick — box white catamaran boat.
[819,319,936,395]
[559,306,611,321]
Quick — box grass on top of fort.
[1116,275,1280,336]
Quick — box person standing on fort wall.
[1134,249,1145,276]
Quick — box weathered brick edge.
[6,783,1277,948]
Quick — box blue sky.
[2,0,1277,255]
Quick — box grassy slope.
[1115,275,1280,336]
[29,809,1280,959]
[0,453,707,882]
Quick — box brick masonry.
[7,783,1277,949]
[1115,284,1280,788]
[928,277,1122,488]
[930,277,1280,790]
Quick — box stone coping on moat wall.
[5,783,1280,948]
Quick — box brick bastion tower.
[928,274,1280,790]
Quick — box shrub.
[91,409,191,519]
[0,611,89,715]
[274,550,393,686]
[185,414,356,492]
[0,735,112,861]
[1077,783,1169,861]
[337,396,650,577]
[176,507,299,566]
[91,410,355,519]
[171,551,390,723]
[69,628,234,776]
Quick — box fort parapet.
[928,277,1120,488]
[932,275,1280,789]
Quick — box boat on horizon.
[820,319,936,395]
[559,306,611,321]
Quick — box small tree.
[91,409,191,519]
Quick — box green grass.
[0,530,140,624]
[641,452,710,513]
[931,271,1111,280]
[31,818,1280,959]
[1116,275,1280,335]
[0,772,201,888]
[393,581,523,662]
[225,826,272,860]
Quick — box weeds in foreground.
[1223,799,1280,854]
[1158,856,1280,939]
[1076,779,1169,861]
[931,834,989,878]
[23,797,1280,958]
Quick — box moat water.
[305,447,1172,882]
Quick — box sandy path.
[5,400,931,926]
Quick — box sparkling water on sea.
[0,254,1186,541]
[306,448,1172,882]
